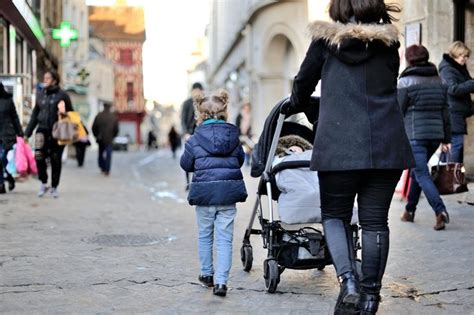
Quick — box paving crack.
[391,285,474,302]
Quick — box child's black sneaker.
[198,275,214,287]
[213,284,227,297]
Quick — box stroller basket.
[276,226,328,269]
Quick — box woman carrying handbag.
[398,45,452,230]
[25,70,73,198]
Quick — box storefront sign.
[52,21,78,47]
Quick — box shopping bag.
[431,160,468,195]
[6,144,17,177]
[23,138,37,175]
[53,114,78,145]
[15,137,28,175]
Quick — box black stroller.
[240,97,360,293]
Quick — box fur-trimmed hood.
[307,21,400,65]
[308,21,399,46]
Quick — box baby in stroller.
[273,135,357,225]
[273,135,320,224]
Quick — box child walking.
[180,89,247,297]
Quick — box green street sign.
[52,21,78,47]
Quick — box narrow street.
[1,149,473,314]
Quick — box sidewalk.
[0,150,473,314]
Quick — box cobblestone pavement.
[1,150,473,314]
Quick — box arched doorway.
[259,34,298,115]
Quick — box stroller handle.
[264,113,286,174]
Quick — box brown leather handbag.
[431,161,468,195]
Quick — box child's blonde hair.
[194,89,229,125]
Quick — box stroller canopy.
[251,96,320,178]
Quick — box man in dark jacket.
[180,82,203,189]
[398,45,452,230]
[0,82,23,193]
[181,82,203,137]
[92,104,119,176]
[439,41,474,163]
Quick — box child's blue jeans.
[195,205,236,285]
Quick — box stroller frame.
[240,107,361,293]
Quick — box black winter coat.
[398,63,451,143]
[25,85,73,137]
[180,121,247,206]
[0,97,23,150]
[438,54,474,135]
[92,110,119,145]
[289,21,414,171]
[181,97,195,135]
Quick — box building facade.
[89,4,146,144]
[62,0,92,126]
[0,0,63,125]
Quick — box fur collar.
[308,21,399,46]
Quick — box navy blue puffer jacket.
[180,121,247,206]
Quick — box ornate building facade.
[89,4,145,144]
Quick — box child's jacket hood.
[194,123,241,156]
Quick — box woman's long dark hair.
[329,0,401,24]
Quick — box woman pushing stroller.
[283,0,414,314]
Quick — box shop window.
[127,82,134,102]
[119,49,133,65]
[15,36,23,74]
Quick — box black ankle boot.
[334,272,360,315]
[0,184,5,194]
[359,292,380,314]
[7,176,15,191]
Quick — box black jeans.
[319,169,402,293]
[74,142,88,167]
[318,169,402,231]
[35,131,65,188]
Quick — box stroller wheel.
[263,259,279,293]
[240,245,253,272]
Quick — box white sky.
[86,0,210,106]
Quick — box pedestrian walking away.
[24,70,73,198]
[0,82,24,194]
[180,89,247,297]
[236,101,254,166]
[181,82,204,190]
[74,123,91,167]
[168,126,181,159]
[92,103,119,176]
[438,41,474,163]
[284,0,414,313]
[398,44,452,230]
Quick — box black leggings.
[35,131,65,188]
[318,169,402,231]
